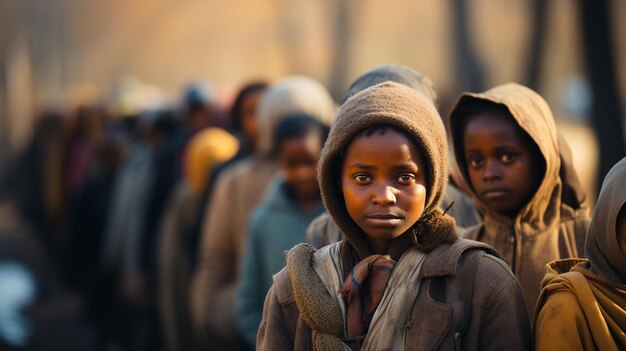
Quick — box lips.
[365,213,404,227]
[482,188,510,200]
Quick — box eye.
[467,157,483,168]
[499,153,515,163]
[353,173,372,185]
[397,173,416,185]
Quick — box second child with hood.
[448,83,591,313]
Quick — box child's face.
[280,134,322,201]
[341,129,427,254]
[617,205,626,259]
[463,112,543,217]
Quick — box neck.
[366,237,392,256]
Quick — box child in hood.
[534,157,626,350]
[449,83,591,314]
[306,64,480,249]
[258,82,530,350]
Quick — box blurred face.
[341,129,427,254]
[464,113,543,218]
[240,91,263,147]
[280,134,322,202]
[617,205,626,259]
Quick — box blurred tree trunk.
[579,0,626,188]
[328,0,355,101]
[525,0,549,90]
[451,0,486,93]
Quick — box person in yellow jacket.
[534,157,626,350]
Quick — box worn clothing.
[235,177,325,345]
[449,83,590,313]
[534,259,626,351]
[534,157,626,350]
[258,239,531,351]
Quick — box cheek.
[467,168,482,188]
[402,184,427,217]
[341,181,366,214]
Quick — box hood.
[256,76,336,156]
[318,82,455,259]
[341,65,438,107]
[449,83,563,230]
[585,157,626,284]
[183,128,239,196]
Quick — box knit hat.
[256,76,337,156]
[342,65,439,107]
[318,82,456,259]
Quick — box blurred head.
[184,128,239,196]
[341,126,428,254]
[273,114,329,203]
[183,83,215,133]
[461,102,544,218]
[342,64,438,107]
[256,76,336,157]
[230,82,268,148]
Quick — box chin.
[366,228,404,241]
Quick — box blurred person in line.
[62,105,109,206]
[63,129,125,346]
[306,64,481,250]
[534,157,626,350]
[158,128,239,351]
[192,82,268,266]
[138,84,217,302]
[190,76,336,349]
[257,82,530,350]
[101,109,178,351]
[448,83,591,314]
[12,112,67,260]
[235,114,329,347]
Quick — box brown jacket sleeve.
[257,285,295,350]
[475,255,532,351]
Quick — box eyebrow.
[348,162,418,171]
[349,163,376,170]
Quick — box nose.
[372,184,397,206]
[483,159,502,182]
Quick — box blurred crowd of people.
[0,76,293,350]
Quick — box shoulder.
[427,239,518,301]
[272,267,296,306]
[306,213,343,249]
[458,223,484,240]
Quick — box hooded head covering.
[318,82,456,260]
[256,76,336,156]
[341,65,439,107]
[449,83,562,227]
[585,157,626,284]
[183,128,239,196]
